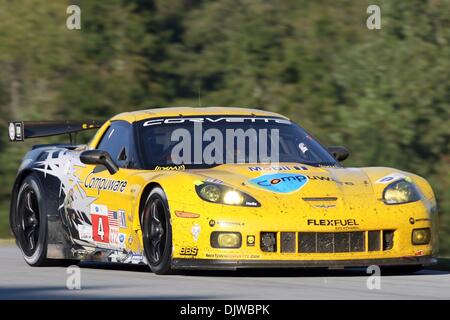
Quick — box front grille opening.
[260,232,277,252]
[298,231,365,253]
[349,232,365,252]
[383,230,395,250]
[317,232,334,253]
[280,232,296,253]
[368,230,381,251]
[334,232,350,252]
[298,232,316,253]
[263,230,395,254]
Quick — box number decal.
[90,204,110,243]
[92,214,110,243]
[97,218,104,240]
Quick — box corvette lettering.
[143,117,291,126]
[84,175,127,193]
[307,219,359,226]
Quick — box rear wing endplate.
[8,120,105,142]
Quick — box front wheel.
[142,187,173,275]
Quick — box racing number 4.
[92,214,110,243]
[98,218,104,240]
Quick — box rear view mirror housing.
[327,146,350,162]
[80,150,119,175]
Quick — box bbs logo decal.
[249,173,308,193]
[180,247,198,256]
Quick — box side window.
[96,121,135,168]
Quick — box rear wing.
[8,120,105,143]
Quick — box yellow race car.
[8,107,438,274]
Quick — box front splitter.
[172,256,436,270]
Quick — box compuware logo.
[249,173,308,193]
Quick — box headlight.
[383,179,421,204]
[412,228,431,245]
[210,231,242,248]
[199,184,221,203]
[195,182,260,207]
[223,190,243,205]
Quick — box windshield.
[136,116,338,169]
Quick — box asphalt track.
[0,245,449,299]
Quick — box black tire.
[142,187,173,275]
[13,173,77,267]
[13,174,50,266]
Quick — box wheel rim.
[144,198,167,265]
[17,187,40,256]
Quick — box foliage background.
[0,1,448,253]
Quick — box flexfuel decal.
[307,219,359,227]
[249,173,308,193]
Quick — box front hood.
[180,163,411,219]
[191,163,375,198]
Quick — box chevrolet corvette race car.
[8,107,438,274]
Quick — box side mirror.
[80,150,119,175]
[327,146,350,162]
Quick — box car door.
[76,121,140,253]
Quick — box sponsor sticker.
[248,165,308,172]
[205,178,224,184]
[118,233,127,248]
[77,224,93,241]
[154,165,185,171]
[249,173,308,193]
[191,224,201,242]
[118,209,127,228]
[84,175,128,193]
[247,235,255,247]
[307,219,360,230]
[180,247,198,256]
[376,173,406,184]
[216,221,245,227]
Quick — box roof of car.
[110,107,289,123]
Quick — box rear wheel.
[14,174,78,267]
[142,187,173,275]
[14,174,50,266]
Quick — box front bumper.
[172,255,436,270]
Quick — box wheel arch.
[138,182,164,226]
